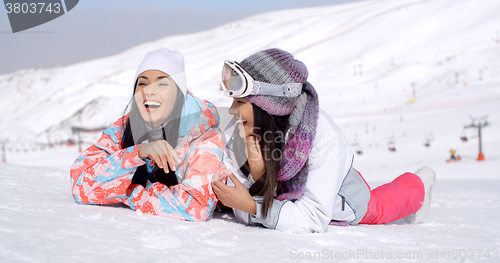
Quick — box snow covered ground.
[1,0,500,261]
[1,159,499,263]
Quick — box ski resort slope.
[1,0,500,261]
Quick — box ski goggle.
[220,60,303,98]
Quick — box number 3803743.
[5,3,61,14]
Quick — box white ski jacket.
[225,110,370,233]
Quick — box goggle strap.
[250,81,303,97]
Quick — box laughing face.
[134,70,178,128]
[229,98,255,138]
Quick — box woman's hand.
[212,172,257,215]
[246,136,265,181]
[138,140,181,173]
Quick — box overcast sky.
[0,0,363,74]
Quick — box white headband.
[134,48,187,97]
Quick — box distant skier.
[447,148,461,162]
[450,149,457,160]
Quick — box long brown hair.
[235,104,289,218]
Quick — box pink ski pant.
[358,172,425,224]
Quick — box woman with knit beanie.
[71,48,227,221]
[212,48,436,233]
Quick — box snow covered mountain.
[1,1,500,261]
[1,0,499,179]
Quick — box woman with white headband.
[71,48,227,221]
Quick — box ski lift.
[424,129,434,147]
[464,115,489,161]
[1,141,6,163]
[352,144,363,155]
[460,128,468,142]
[388,134,396,152]
[351,136,363,155]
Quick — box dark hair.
[235,104,289,218]
[121,79,185,187]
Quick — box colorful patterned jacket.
[70,89,227,221]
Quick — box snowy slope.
[1,0,500,261]
[1,163,499,263]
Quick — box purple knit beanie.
[239,48,319,201]
[241,49,308,116]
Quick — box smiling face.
[229,98,255,138]
[134,70,178,128]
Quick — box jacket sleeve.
[123,127,227,222]
[70,117,146,205]
[233,112,354,233]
